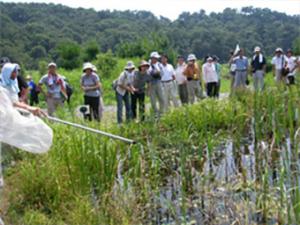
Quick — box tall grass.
[2,73,300,224]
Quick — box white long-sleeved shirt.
[160,63,175,81]
[175,63,187,85]
[202,62,218,83]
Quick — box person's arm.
[271,58,276,76]
[262,57,267,73]
[13,101,45,116]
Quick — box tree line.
[0,2,299,69]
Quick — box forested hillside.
[0,2,299,69]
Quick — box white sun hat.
[150,51,160,59]
[187,54,197,61]
[83,62,94,72]
[48,62,57,68]
[124,61,135,70]
[254,46,261,52]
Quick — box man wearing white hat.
[115,61,136,124]
[38,62,66,116]
[285,49,298,85]
[251,46,266,91]
[81,62,101,121]
[183,54,203,103]
[272,48,287,83]
[148,51,165,118]
[232,49,248,89]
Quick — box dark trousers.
[131,92,145,121]
[216,80,221,98]
[178,83,188,105]
[206,82,218,98]
[287,76,295,85]
[29,94,39,106]
[84,95,100,121]
[116,91,131,124]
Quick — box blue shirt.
[28,80,37,96]
[233,56,248,71]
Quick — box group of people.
[114,52,223,123]
[1,46,299,124]
[228,47,299,92]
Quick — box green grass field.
[1,62,300,224]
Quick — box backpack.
[112,71,128,90]
[112,79,118,90]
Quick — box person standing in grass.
[26,75,39,106]
[131,60,151,121]
[233,49,248,89]
[160,54,179,110]
[228,50,236,93]
[202,56,219,98]
[115,61,136,124]
[184,54,203,104]
[92,64,104,120]
[251,46,266,91]
[38,62,66,116]
[213,55,222,97]
[272,48,287,83]
[175,55,188,105]
[285,49,298,85]
[148,51,165,118]
[80,62,101,121]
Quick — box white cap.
[207,57,213,61]
[48,62,57,68]
[150,51,160,59]
[275,48,283,52]
[83,62,94,72]
[254,46,261,52]
[124,61,135,70]
[187,54,197,61]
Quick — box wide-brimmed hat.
[124,61,135,70]
[187,54,197,61]
[254,46,261,52]
[48,62,57,68]
[139,60,150,68]
[83,62,94,72]
[275,48,283,53]
[207,57,213,61]
[150,51,160,59]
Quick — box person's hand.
[27,106,47,117]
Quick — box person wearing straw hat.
[80,62,101,121]
[232,49,248,89]
[131,60,151,121]
[160,54,179,110]
[115,61,136,124]
[285,49,298,85]
[148,51,165,118]
[202,56,218,97]
[175,55,188,105]
[183,54,203,104]
[251,46,266,91]
[38,62,66,116]
[272,48,288,83]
